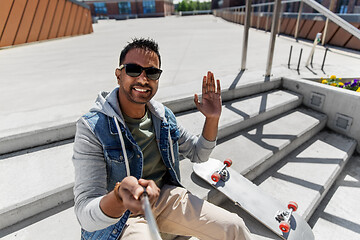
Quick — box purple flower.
[351,81,357,87]
[345,82,351,86]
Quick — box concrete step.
[176,89,302,140]
[308,154,360,240]
[0,202,195,240]
[253,131,357,221]
[0,202,79,240]
[180,107,328,203]
[0,89,294,230]
[0,79,282,155]
[3,142,357,240]
[0,140,74,230]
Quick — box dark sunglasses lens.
[145,68,162,80]
[125,64,142,77]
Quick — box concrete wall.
[282,78,360,154]
[0,0,93,48]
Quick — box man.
[73,38,252,240]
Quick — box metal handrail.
[302,0,360,40]
[214,0,360,77]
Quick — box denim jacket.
[72,88,215,240]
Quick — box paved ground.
[1,15,359,139]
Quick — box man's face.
[116,48,160,106]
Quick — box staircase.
[0,79,358,240]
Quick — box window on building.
[118,2,131,14]
[338,0,349,13]
[94,2,108,15]
[143,0,156,14]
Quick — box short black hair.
[119,38,161,67]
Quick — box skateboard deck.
[193,158,314,240]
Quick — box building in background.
[81,0,174,19]
[0,0,93,48]
[212,0,359,14]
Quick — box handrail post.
[322,0,336,45]
[322,18,330,45]
[241,0,252,70]
[278,2,284,35]
[294,0,303,39]
[257,6,260,29]
[265,4,271,32]
[265,0,282,77]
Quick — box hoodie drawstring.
[168,130,175,165]
[113,116,131,177]
[113,116,175,177]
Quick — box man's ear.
[115,68,121,84]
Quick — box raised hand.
[194,71,222,120]
[194,71,222,141]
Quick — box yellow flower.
[330,83,337,86]
[338,82,344,86]
[339,78,342,80]
[322,80,328,84]
[357,87,360,92]
[330,75,336,80]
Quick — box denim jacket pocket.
[104,148,134,190]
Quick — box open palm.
[194,71,222,119]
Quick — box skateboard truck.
[275,201,298,233]
[211,159,232,182]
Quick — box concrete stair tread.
[253,131,357,220]
[0,140,74,229]
[176,89,302,138]
[0,89,301,229]
[0,204,80,240]
[180,107,327,203]
[309,154,360,240]
[0,80,282,155]
[0,201,277,240]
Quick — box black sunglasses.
[118,63,162,81]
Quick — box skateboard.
[193,158,314,240]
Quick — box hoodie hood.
[90,87,167,124]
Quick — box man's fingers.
[138,179,160,204]
[120,176,144,200]
[216,79,221,94]
[194,94,200,106]
[202,76,206,95]
[205,71,215,93]
[210,72,215,92]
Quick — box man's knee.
[222,212,252,240]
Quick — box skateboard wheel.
[211,172,221,182]
[224,159,232,167]
[279,221,290,233]
[288,201,298,212]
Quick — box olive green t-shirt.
[123,109,167,188]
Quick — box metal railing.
[214,0,360,77]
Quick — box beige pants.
[120,185,252,240]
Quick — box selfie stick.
[141,189,162,240]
